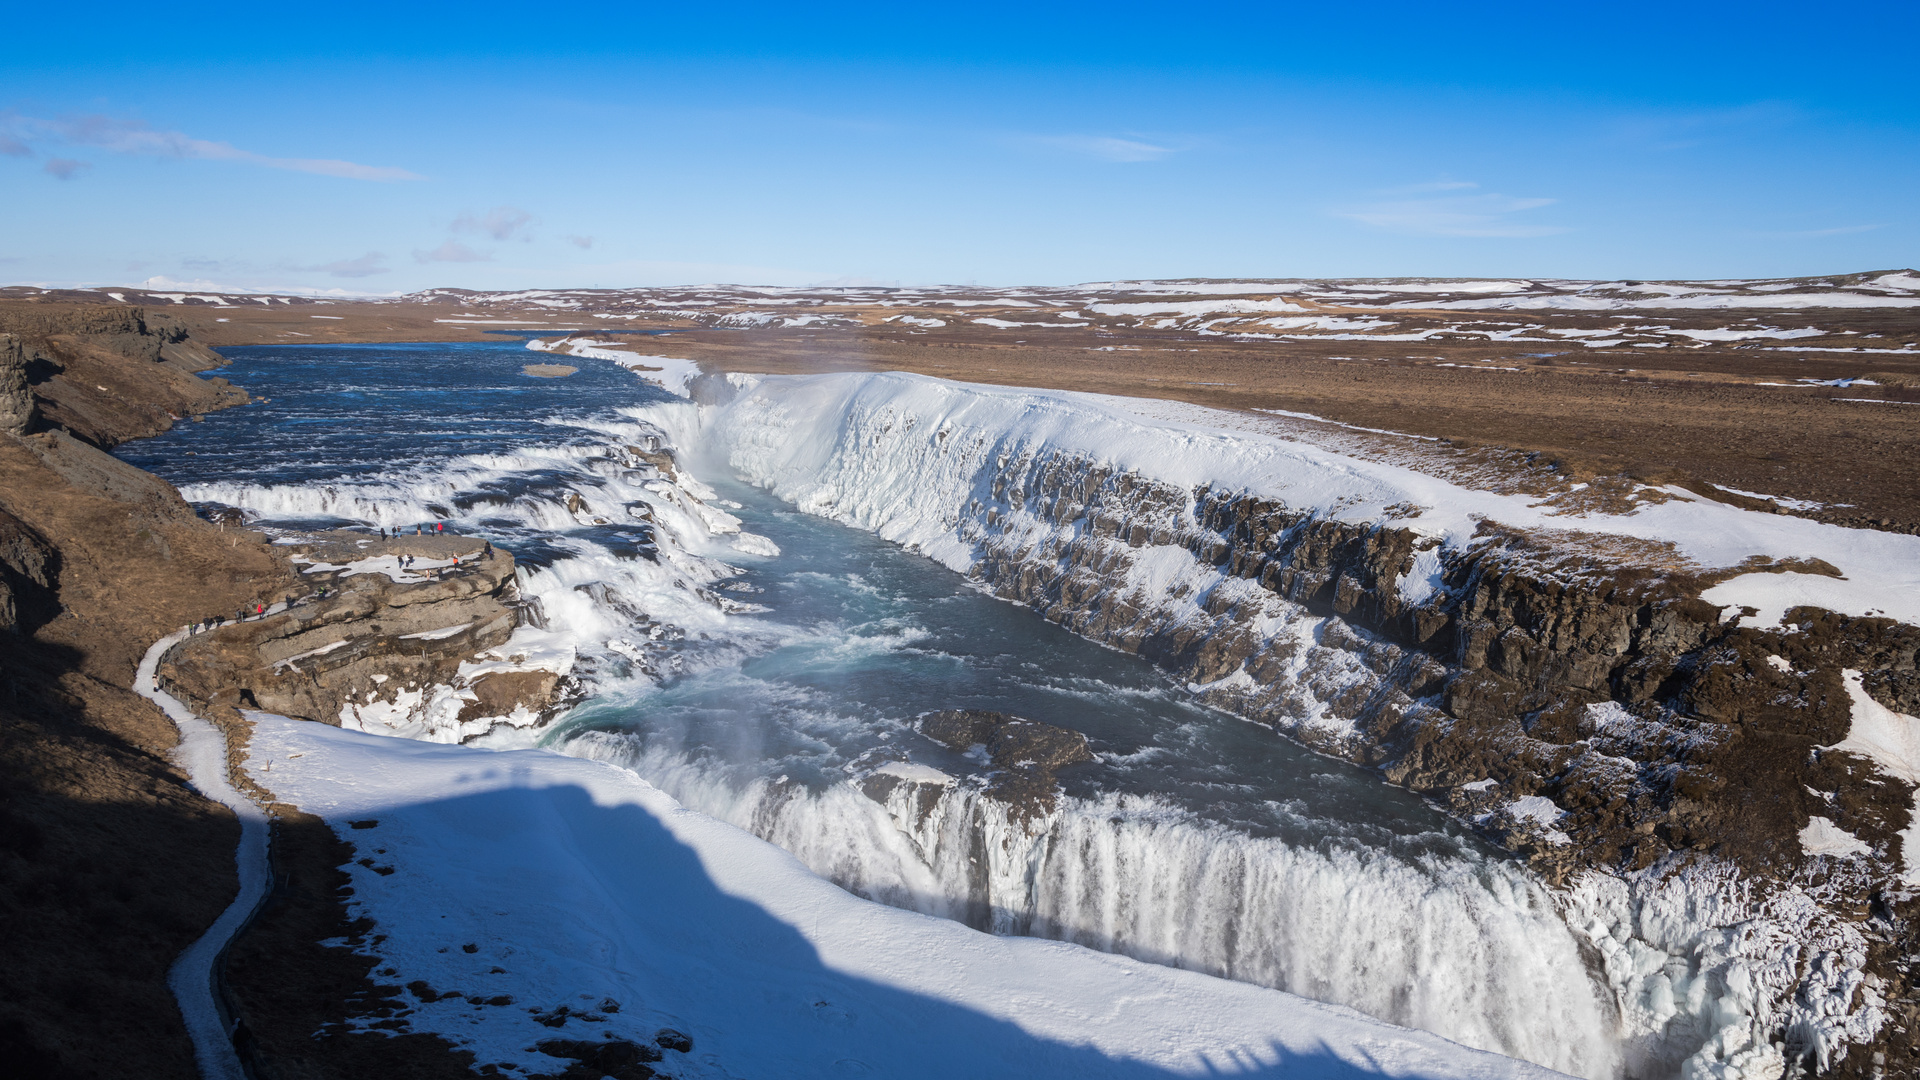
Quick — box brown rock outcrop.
[0,300,245,448]
[0,334,33,436]
[159,536,572,739]
[918,709,1093,822]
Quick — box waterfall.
[566,731,1623,1080]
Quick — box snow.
[1826,671,1920,883]
[971,317,1088,329]
[1799,817,1871,859]
[871,760,957,785]
[1667,327,1824,342]
[1700,571,1910,630]
[528,338,703,398]
[243,714,1565,1080]
[1395,291,1920,312]
[1707,484,1826,512]
[1498,796,1570,846]
[295,553,455,582]
[1508,796,1564,826]
[1088,299,1311,318]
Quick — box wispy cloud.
[1025,134,1176,163]
[414,240,491,264]
[1606,101,1802,152]
[454,206,534,241]
[305,252,390,278]
[1333,183,1567,238]
[1,112,423,181]
[1772,223,1886,238]
[566,234,594,249]
[43,158,90,181]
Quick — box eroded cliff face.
[704,373,1920,1079]
[955,449,1916,1077]
[969,459,1920,883]
[0,301,244,448]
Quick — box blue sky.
[3,1,1914,291]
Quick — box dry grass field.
[9,274,1915,530]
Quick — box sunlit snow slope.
[245,714,1566,1080]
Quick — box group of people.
[185,600,272,636]
[180,525,498,639]
[377,522,450,539]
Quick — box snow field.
[243,713,1571,1080]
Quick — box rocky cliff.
[0,301,245,449]
[158,533,573,749]
[706,370,1920,1079]
[0,305,553,1077]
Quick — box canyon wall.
[703,369,1920,1080]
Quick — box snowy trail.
[136,629,272,1080]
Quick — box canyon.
[2,282,1916,1080]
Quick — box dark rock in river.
[919,709,1093,823]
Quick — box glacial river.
[122,340,1627,1079]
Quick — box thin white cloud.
[1027,134,1176,163]
[1,136,29,157]
[414,240,491,264]
[44,158,89,180]
[1776,223,1886,238]
[1,112,423,181]
[1333,185,1567,238]
[567,234,594,249]
[305,252,390,278]
[454,206,534,241]
[1383,179,1480,195]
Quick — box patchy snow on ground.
[1827,671,1920,883]
[1799,817,1872,859]
[244,715,1563,1080]
[528,338,703,398]
[293,553,456,582]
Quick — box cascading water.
[123,340,1685,1079]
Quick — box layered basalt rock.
[949,446,1918,1076]
[158,535,574,742]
